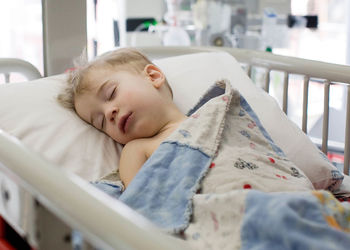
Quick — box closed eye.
[101,116,105,130]
[109,87,116,101]
[93,114,105,131]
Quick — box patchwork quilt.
[93,80,350,249]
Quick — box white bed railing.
[0,58,41,82]
[0,130,190,250]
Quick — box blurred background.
[1,0,349,74]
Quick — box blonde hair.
[57,48,172,110]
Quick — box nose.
[106,107,118,123]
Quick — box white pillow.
[154,52,343,190]
[0,75,122,181]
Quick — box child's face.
[74,66,169,144]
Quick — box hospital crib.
[0,46,349,249]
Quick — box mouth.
[118,112,132,134]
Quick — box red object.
[222,96,229,102]
[269,157,275,163]
[327,152,344,164]
[64,67,76,73]
[0,218,5,238]
[243,184,252,189]
[0,217,15,250]
[0,239,15,250]
[209,163,216,168]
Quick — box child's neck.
[157,109,187,138]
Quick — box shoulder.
[124,137,163,159]
[120,139,146,163]
[119,139,149,188]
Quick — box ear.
[143,64,165,88]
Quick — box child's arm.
[119,140,148,188]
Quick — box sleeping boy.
[58,48,187,188]
[58,47,314,193]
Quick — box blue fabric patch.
[90,182,123,199]
[119,142,211,232]
[241,191,350,250]
[240,96,285,156]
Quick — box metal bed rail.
[0,58,42,82]
[0,130,190,250]
[246,57,350,175]
[247,64,350,175]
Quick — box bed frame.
[0,46,349,249]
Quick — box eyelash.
[100,86,116,130]
[101,116,105,130]
[109,87,116,101]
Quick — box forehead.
[73,67,113,121]
[81,66,114,93]
[74,89,96,125]
[81,63,140,91]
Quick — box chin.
[110,135,127,145]
[116,138,129,145]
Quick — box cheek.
[133,114,161,136]
[104,128,115,140]
[106,129,124,143]
[119,87,137,102]
[124,91,134,101]
[123,89,149,108]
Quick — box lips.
[118,112,132,134]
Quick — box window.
[0,0,43,83]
